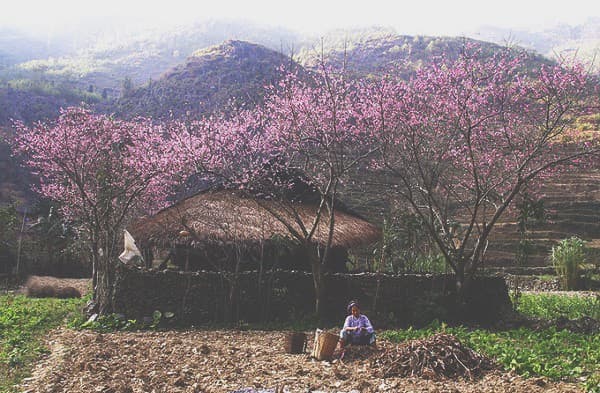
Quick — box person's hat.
[347,300,359,313]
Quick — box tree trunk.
[454,263,475,321]
[455,264,466,303]
[91,255,98,300]
[95,235,120,315]
[309,246,323,318]
[96,255,116,315]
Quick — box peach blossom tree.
[12,107,184,313]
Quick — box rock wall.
[113,266,511,327]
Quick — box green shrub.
[408,254,448,274]
[551,237,586,290]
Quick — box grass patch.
[515,292,599,320]
[382,321,599,391]
[0,294,85,392]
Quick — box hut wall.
[112,265,511,326]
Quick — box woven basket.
[311,330,338,360]
[284,332,307,354]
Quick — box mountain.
[470,18,600,71]
[116,40,295,119]
[2,19,596,103]
[297,31,552,77]
[0,20,300,98]
[115,33,558,120]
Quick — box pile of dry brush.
[370,333,494,380]
[24,276,83,298]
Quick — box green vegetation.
[514,292,599,320]
[6,79,101,102]
[382,321,599,390]
[372,213,445,273]
[551,237,587,290]
[0,294,85,392]
[68,310,167,333]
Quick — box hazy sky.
[2,0,599,36]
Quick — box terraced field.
[486,170,600,267]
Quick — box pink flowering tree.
[175,66,380,316]
[376,47,599,300]
[167,110,275,188]
[256,66,380,315]
[11,107,183,313]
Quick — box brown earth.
[20,329,583,393]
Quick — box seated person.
[339,300,375,353]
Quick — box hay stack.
[24,276,83,298]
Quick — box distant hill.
[471,17,600,71]
[0,82,103,126]
[0,28,49,68]
[0,20,300,97]
[115,33,559,120]
[297,31,552,76]
[3,19,596,101]
[116,40,295,119]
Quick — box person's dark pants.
[339,329,376,345]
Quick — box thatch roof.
[129,190,381,249]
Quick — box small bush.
[551,237,586,290]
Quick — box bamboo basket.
[284,332,307,354]
[311,329,338,360]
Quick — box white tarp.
[119,229,143,265]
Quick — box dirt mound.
[23,276,90,298]
[371,333,495,380]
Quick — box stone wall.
[113,265,511,327]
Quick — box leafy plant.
[515,293,599,320]
[375,214,437,273]
[70,309,176,332]
[511,193,547,309]
[551,237,587,290]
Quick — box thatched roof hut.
[130,190,381,250]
